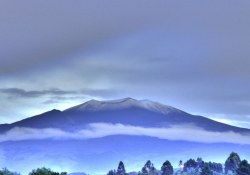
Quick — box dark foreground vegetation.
[1,152,249,175]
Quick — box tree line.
[106,152,250,175]
[1,152,250,175]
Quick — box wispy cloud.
[1,123,250,145]
[0,88,120,100]
[0,88,78,98]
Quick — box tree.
[236,159,250,175]
[225,152,241,174]
[148,166,157,175]
[200,162,223,174]
[197,158,202,163]
[137,171,143,175]
[208,162,213,171]
[200,166,213,175]
[145,160,152,174]
[51,173,59,175]
[140,160,157,175]
[216,163,223,174]
[200,161,205,170]
[161,160,173,175]
[141,167,148,175]
[29,167,60,175]
[184,159,197,172]
[1,168,13,175]
[197,158,203,170]
[117,161,126,175]
[145,160,152,169]
[107,170,116,175]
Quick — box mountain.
[1,98,249,133]
[0,98,250,175]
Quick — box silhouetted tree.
[144,160,152,174]
[107,170,116,175]
[137,171,143,175]
[208,161,214,171]
[184,159,197,172]
[225,152,241,174]
[200,161,205,170]
[1,168,13,175]
[161,160,173,175]
[145,160,152,169]
[197,158,202,170]
[216,163,223,174]
[236,159,250,175]
[141,167,147,175]
[140,160,157,175]
[200,166,213,175]
[29,167,58,175]
[117,161,126,175]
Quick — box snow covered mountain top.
[64,97,182,114]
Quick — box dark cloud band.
[0,88,78,98]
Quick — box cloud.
[0,88,120,100]
[1,1,250,74]
[0,88,78,98]
[0,86,122,124]
[1,1,250,128]
[42,96,88,104]
[1,123,250,145]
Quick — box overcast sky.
[1,1,250,128]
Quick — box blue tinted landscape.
[1,1,250,175]
[1,98,250,174]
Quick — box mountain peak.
[98,97,135,104]
[64,97,181,114]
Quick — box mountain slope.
[1,98,250,175]
[0,98,249,133]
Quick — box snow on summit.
[64,97,181,114]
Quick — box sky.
[1,1,250,129]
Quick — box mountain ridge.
[0,97,249,134]
[1,98,250,175]
[64,97,182,115]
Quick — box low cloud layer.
[1,123,250,145]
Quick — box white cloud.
[1,123,250,145]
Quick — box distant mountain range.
[0,98,250,175]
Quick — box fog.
[1,123,250,145]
